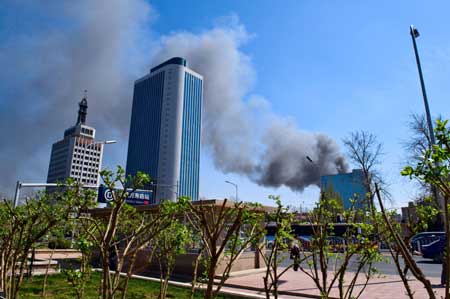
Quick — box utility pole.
[410,25,436,145]
[410,25,445,231]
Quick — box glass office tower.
[126,57,203,202]
[320,169,368,209]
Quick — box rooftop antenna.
[77,90,88,125]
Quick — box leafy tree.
[63,237,93,299]
[299,192,381,299]
[0,181,94,299]
[75,166,186,299]
[403,113,442,228]
[151,221,191,299]
[375,184,437,299]
[184,198,265,299]
[402,119,450,298]
[373,204,438,299]
[259,195,296,299]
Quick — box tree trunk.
[101,254,110,299]
[263,276,271,299]
[42,247,55,297]
[204,258,217,299]
[190,250,202,299]
[443,195,450,299]
[376,184,436,299]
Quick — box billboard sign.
[97,186,154,206]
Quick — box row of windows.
[48,156,67,173]
[74,138,100,149]
[71,162,99,171]
[74,147,100,156]
[179,72,202,201]
[73,154,100,162]
[80,179,97,184]
[49,156,67,165]
[52,145,69,155]
[158,76,174,178]
[126,71,165,179]
[50,144,70,161]
[48,170,66,178]
[72,159,99,167]
[69,175,97,185]
[50,153,68,162]
[70,170,98,178]
[81,127,94,136]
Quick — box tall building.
[47,96,104,186]
[126,57,203,202]
[320,169,368,209]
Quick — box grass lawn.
[20,272,244,298]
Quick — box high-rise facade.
[47,96,104,186]
[126,57,203,202]
[320,169,368,209]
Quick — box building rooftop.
[88,198,276,216]
[150,57,187,73]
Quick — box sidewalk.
[224,267,446,299]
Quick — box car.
[410,232,445,254]
[421,236,445,262]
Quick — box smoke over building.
[0,1,347,195]
[152,25,348,191]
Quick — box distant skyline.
[1,1,450,209]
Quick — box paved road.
[277,252,443,277]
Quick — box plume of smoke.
[152,23,257,174]
[0,0,154,192]
[257,118,348,191]
[153,21,348,191]
[0,2,347,195]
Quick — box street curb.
[216,268,267,278]
[93,269,338,298]
[221,282,339,299]
[93,269,268,298]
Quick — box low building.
[88,199,274,277]
[320,169,368,209]
[401,202,418,223]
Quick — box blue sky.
[148,0,450,208]
[1,1,450,209]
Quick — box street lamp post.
[79,140,116,186]
[410,25,445,218]
[409,25,436,145]
[225,180,238,202]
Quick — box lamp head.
[410,25,420,38]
